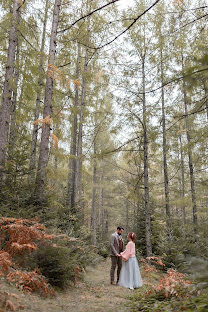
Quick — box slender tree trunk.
[29,0,49,181]
[75,44,89,209]
[34,0,62,203]
[0,0,20,183]
[98,162,104,228]
[92,140,97,246]
[179,132,186,225]
[160,51,171,233]
[105,210,108,234]
[126,199,129,233]
[142,57,152,256]
[182,54,198,234]
[66,42,81,211]
[8,39,20,160]
[203,83,208,122]
[101,187,105,238]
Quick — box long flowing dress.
[118,241,143,289]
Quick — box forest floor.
[1,258,137,312]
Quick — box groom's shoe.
[111,281,116,285]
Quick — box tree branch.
[81,0,162,50]
[58,0,121,33]
[138,67,208,95]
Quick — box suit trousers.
[110,256,122,283]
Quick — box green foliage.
[127,291,208,312]
[34,244,76,289]
[23,236,99,290]
[127,256,208,312]
[96,241,109,259]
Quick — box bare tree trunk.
[179,132,186,225]
[203,83,208,122]
[98,162,104,228]
[142,57,152,256]
[29,0,49,182]
[0,0,20,183]
[92,140,97,246]
[126,199,129,234]
[75,44,89,209]
[105,209,108,234]
[160,51,171,234]
[8,39,20,161]
[182,54,198,235]
[66,42,81,211]
[101,187,105,238]
[34,0,62,203]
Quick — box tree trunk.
[75,44,89,209]
[0,0,20,183]
[142,57,152,256]
[179,132,186,225]
[29,0,49,182]
[66,42,81,212]
[126,199,129,234]
[8,38,20,161]
[92,140,97,246]
[160,50,171,234]
[98,162,104,228]
[182,54,198,235]
[34,0,62,203]
[203,83,208,122]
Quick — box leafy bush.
[96,241,109,258]
[23,235,99,289]
[7,269,55,297]
[34,244,77,289]
[127,256,208,312]
[127,291,208,312]
[0,217,97,295]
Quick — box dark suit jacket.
[110,232,124,256]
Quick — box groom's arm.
[110,235,119,256]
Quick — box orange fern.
[0,251,13,275]
[7,269,55,297]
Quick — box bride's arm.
[120,242,132,261]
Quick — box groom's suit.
[110,232,124,284]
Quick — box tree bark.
[160,50,171,234]
[29,0,49,182]
[126,199,129,234]
[92,140,97,246]
[182,54,198,234]
[66,42,81,211]
[0,0,20,183]
[98,162,104,228]
[179,132,186,225]
[142,57,152,256]
[34,0,62,203]
[203,83,208,122]
[8,38,20,161]
[75,44,89,209]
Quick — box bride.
[118,232,143,290]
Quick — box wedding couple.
[110,226,143,290]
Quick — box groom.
[110,226,124,285]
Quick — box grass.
[0,258,138,312]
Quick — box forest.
[0,0,208,311]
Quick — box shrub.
[127,291,208,312]
[7,269,55,297]
[97,241,109,258]
[34,244,75,289]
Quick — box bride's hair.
[128,232,136,241]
